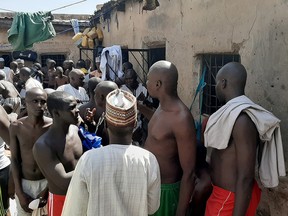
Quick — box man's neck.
[51,120,71,134]
[70,83,79,90]
[159,93,179,109]
[108,131,132,145]
[27,115,45,126]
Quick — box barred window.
[202,54,240,115]
[41,54,66,67]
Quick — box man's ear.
[221,79,227,88]
[53,109,60,117]
[100,94,105,102]
[156,80,162,88]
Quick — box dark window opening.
[202,54,240,115]
[121,49,129,63]
[0,54,12,67]
[148,48,165,68]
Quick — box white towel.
[204,95,286,188]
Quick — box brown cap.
[106,89,137,127]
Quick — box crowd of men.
[0,56,285,216]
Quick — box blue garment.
[79,126,102,152]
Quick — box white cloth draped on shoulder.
[204,95,286,188]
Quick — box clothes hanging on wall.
[100,45,123,81]
[8,11,56,51]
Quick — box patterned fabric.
[106,89,137,127]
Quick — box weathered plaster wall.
[0,30,80,64]
[0,13,89,64]
[100,0,288,214]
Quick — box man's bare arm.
[0,106,10,144]
[137,102,155,121]
[174,112,197,216]
[33,141,73,192]
[9,122,33,213]
[233,113,258,216]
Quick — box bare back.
[10,116,52,180]
[33,125,83,195]
[0,80,19,98]
[145,99,196,184]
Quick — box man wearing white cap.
[0,58,11,82]
[62,89,161,216]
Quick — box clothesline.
[0,0,87,14]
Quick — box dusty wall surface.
[0,30,80,64]
[0,13,89,64]
[100,0,288,214]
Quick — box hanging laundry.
[71,19,79,34]
[8,11,56,51]
[100,45,123,81]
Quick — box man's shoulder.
[10,117,27,128]
[56,84,69,91]
[128,145,158,160]
[44,116,53,125]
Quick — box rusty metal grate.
[202,54,240,115]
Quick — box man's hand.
[137,92,146,102]
[84,108,97,124]
[37,187,49,208]
[18,192,33,213]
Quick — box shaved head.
[20,67,32,76]
[94,81,118,108]
[88,77,102,96]
[148,60,178,94]
[69,69,85,88]
[47,91,75,117]
[26,87,47,100]
[69,69,84,79]
[216,62,247,103]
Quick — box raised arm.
[33,141,73,193]
[232,113,258,216]
[174,112,197,216]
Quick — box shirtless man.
[54,66,68,89]
[33,91,83,216]
[204,62,270,215]
[63,60,74,77]
[0,71,21,114]
[145,60,197,216]
[9,88,52,215]
[47,60,57,89]
[0,105,12,215]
